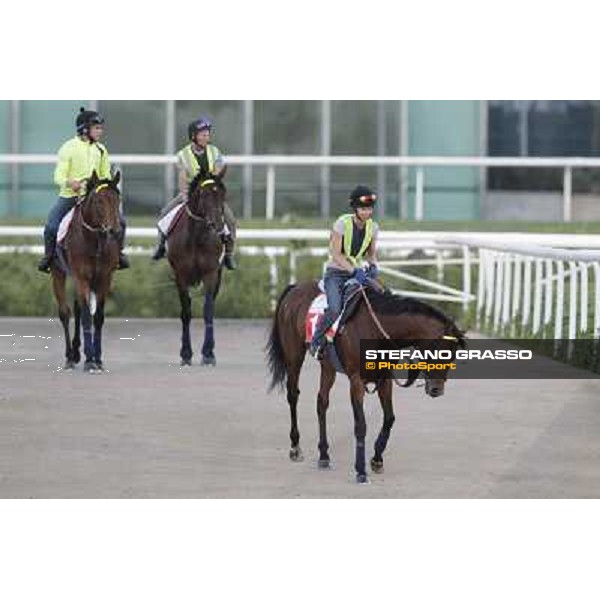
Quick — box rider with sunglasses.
[37,107,129,273]
[309,185,380,360]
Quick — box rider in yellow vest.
[37,107,129,272]
[309,185,380,359]
[151,116,237,270]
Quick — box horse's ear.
[89,170,99,187]
[218,165,228,180]
[113,170,121,186]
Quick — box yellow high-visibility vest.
[341,213,374,267]
[177,143,220,182]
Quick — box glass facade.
[5,100,600,222]
[488,100,600,192]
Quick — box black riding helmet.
[349,185,377,209]
[76,107,105,135]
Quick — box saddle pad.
[157,203,185,236]
[57,208,75,245]
[305,293,339,343]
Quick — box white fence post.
[563,166,573,223]
[415,167,424,221]
[266,165,275,220]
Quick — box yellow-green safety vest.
[341,213,374,267]
[178,143,220,182]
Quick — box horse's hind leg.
[52,271,74,369]
[371,379,395,474]
[287,353,306,462]
[178,285,193,366]
[317,361,336,469]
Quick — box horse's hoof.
[318,458,331,470]
[83,361,98,373]
[356,473,370,485]
[371,458,384,474]
[64,360,75,370]
[289,446,304,462]
[180,358,192,367]
[201,355,216,366]
[94,362,105,372]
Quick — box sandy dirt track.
[1,318,599,498]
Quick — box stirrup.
[309,340,325,360]
[37,256,52,273]
[223,254,236,270]
[118,253,130,270]
[152,244,166,261]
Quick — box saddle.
[304,280,363,344]
[57,208,76,246]
[157,204,185,237]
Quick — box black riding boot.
[117,222,130,270]
[222,234,236,270]
[152,233,167,261]
[309,313,334,360]
[37,233,56,273]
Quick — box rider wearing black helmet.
[309,185,380,359]
[37,107,129,272]
[151,116,237,270]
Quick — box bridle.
[185,178,226,234]
[77,182,120,237]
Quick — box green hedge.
[0,252,326,318]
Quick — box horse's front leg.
[93,298,106,370]
[178,285,193,366]
[350,374,368,484]
[371,378,395,474]
[201,291,216,366]
[80,298,96,373]
[317,361,336,469]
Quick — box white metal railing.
[3,228,600,339]
[435,235,600,341]
[3,154,600,221]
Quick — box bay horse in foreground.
[167,172,226,366]
[267,281,466,483]
[51,171,122,373]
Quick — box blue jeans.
[311,267,354,346]
[44,197,77,246]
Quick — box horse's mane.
[365,288,465,342]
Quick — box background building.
[1,100,600,220]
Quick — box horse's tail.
[266,284,296,393]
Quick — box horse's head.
[187,170,227,233]
[420,329,467,398]
[82,170,122,238]
[364,289,467,398]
